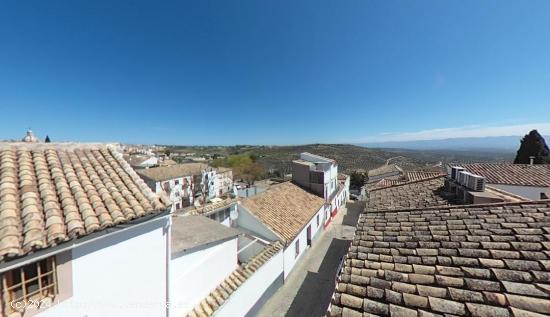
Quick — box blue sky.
[1,1,550,145]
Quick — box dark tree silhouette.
[349,171,366,189]
[44,135,51,143]
[514,130,550,164]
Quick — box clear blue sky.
[1,1,550,145]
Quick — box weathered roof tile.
[0,144,165,263]
[329,201,550,317]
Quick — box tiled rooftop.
[183,197,237,217]
[369,171,444,190]
[462,163,550,187]
[368,164,403,178]
[187,241,283,317]
[137,163,209,182]
[368,176,454,211]
[240,182,325,244]
[372,179,407,188]
[406,171,443,182]
[329,201,550,317]
[0,143,166,263]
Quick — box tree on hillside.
[350,171,367,189]
[44,135,51,143]
[514,130,550,164]
[234,162,265,185]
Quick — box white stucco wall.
[215,249,283,317]
[154,176,195,212]
[490,184,550,200]
[39,216,169,317]
[283,205,324,279]
[236,206,280,242]
[170,238,238,316]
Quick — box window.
[295,239,300,258]
[309,171,324,184]
[316,214,320,227]
[175,203,181,210]
[174,179,179,185]
[2,257,58,315]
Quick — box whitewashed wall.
[283,205,324,279]
[170,238,238,317]
[215,250,283,317]
[490,183,549,200]
[236,206,280,242]
[39,216,169,317]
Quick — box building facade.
[0,144,169,317]
[292,152,349,227]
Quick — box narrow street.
[256,201,365,317]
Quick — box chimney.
[529,156,535,165]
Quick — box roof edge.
[369,198,550,213]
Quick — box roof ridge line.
[369,174,445,191]
[370,198,550,213]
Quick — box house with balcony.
[136,163,234,212]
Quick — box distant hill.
[359,136,542,151]
[166,143,514,175]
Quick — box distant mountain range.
[359,136,550,151]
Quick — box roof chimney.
[529,156,535,165]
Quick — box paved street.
[256,201,365,317]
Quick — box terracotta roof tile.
[187,241,283,317]
[329,201,550,317]
[406,171,444,182]
[240,182,325,244]
[136,163,209,182]
[462,163,550,187]
[0,143,166,263]
[367,176,455,211]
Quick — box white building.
[215,167,234,197]
[169,215,241,316]
[0,143,169,317]
[182,197,238,227]
[137,163,214,212]
[238,181,327,278]
[124,154,159,169]
[171,215,285,317]
[137,164,235,212]
[291,152,349,227]
[0,143,285,317]
[459,163,550,200]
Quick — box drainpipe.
[529,156,535,165]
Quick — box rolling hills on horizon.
[358,135,545,151]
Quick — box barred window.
[2,257,58,314]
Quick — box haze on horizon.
[1,1,550,145]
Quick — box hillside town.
[0,129,550,317]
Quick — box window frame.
[294,239,300,258]
[1,257,58,315]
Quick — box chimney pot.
[529,156,535,165]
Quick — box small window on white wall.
[316,214,320,227]
[295,240,300,258]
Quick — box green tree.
[350,171,366,189]
[514,130,550,164]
